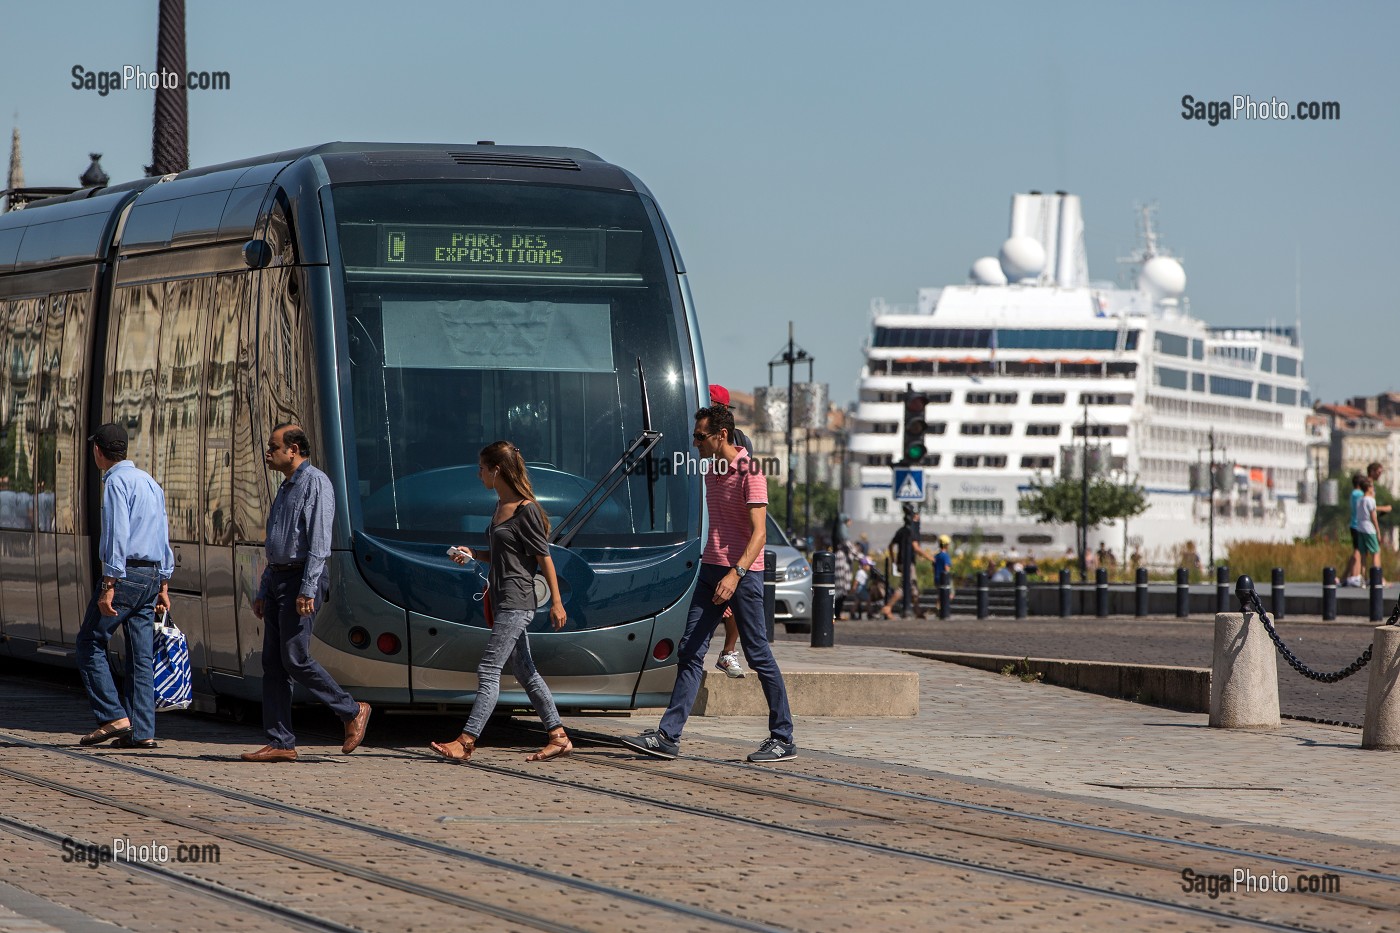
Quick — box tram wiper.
[552,357,662,547]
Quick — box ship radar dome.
[1140,256,1187,298]
[970,256,1008,285]
[999,236,1046,283]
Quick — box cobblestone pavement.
[776,616,1383,724]
[1,652,1398,931]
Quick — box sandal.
[110,736,158,749]
[79,722,132,747]
[526,728,572,762]
[429,734,475,763]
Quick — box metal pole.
[1134,566,1148,617]
[1371,565,1384,622]
[784,321,795,536]
[1215,564,1230,614]
[802,430,812,547]
[1058,568,1072,617]
[763,549,777,642]
[976,572,989,619]
[1271,567,1286,621]
[1095,567,1108,618]
[900,519,914,617]
[1207,430,1215,570]
[1014,570,1028,619]
[1322,566,1337,621]
[1175,567,1189,618]
[811,551,834,647]
[1079,397,1089,583]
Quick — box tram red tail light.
[376,633,402,656]
[652,639,674,662]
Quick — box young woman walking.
[429,442,572,763]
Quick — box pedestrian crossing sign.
[893,468,926,502]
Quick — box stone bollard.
[1058,568,1072,618]
[1210,611,1282,728]
[763,549,777,642]
[1362,626,1400,749]
[1215,565,1230,614]
[810,551,834,648]
[1322,566,1337,621]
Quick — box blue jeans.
[463,608,563,738]
[261,568,359,749]
[659,564,793,745]
[77,565,160,742]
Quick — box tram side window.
[54,290,90,536]
[204,275,245,546]
[0,297,42,530]
[156,278,211,543]
[110,285,164,477]
[35,294,65,534]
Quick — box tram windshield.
[333,181,696,548]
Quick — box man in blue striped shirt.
[240,423,370,763]
[76,423,174,750]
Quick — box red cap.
[709,384,730,406]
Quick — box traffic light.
[901,389,928,464]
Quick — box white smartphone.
[447,547,467,560]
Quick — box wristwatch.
[732,566,748,579]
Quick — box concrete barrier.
[904,650,1209,713]
[1209,612,1280,729]
[1362,626,1400,750]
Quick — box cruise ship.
[846,192,1314,562]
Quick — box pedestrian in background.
[76,423,174,750]
[430,441,573,763]
[622,405,795,762]
[1354,476,1385,587]
[241,424,370,762]
[708,384,750,678]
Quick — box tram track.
[0,732,788,933]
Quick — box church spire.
[4,123,24,211]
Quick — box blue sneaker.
[747,737,797,762]
[620,728,679,760]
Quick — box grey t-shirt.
[489,500,550,611]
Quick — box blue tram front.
[0,143,706,710]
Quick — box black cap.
[88,422,128,455]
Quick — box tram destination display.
[377,224,604,272]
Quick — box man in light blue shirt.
[240,423,370,763]
[76,423,174,750]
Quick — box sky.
[4,1,1395,407]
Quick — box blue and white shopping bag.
[153,612,193,712]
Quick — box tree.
[766,477,839,544]
[1018,474,1149,529]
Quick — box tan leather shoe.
[240,745,297,762]
[342,701,371,754]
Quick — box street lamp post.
[767,321,813,537]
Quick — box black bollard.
[1058,568,1072,618]
[1095,568,1108,617]
[1215,565,1230,614]
[1371,565,1384,622]
[1322,566,1337,621]
[976,572,989,619]
[1014,570,1028,619]
[1175,567,1189,618]
[763,549,777,642]
[811,551,835,647]
[1134,567,1148,617]
[1271,567,1286,621]
[938,572,951,620]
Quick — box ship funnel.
[1008,192,1089,287]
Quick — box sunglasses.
[692,430,718,442]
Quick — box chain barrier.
[1236,576,1400,683]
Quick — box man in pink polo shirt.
[622,404,795,762]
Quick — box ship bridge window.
[1276,387,1298,406]
[1154,366,1188,390]
[1155,333,1190,356]
[1192,372,1205,392]
[1257,383,1273,402]
[951,498,1004,516]
[1209,375,1253,399]
[1192,339,1204,360]
[995,329,1134,351]
[873,327,990,348]
[1026,424,1060,436]
[1275,356,1298,377]
[1031,392,1065,405]
[1260,352,1274,372]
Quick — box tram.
[0,142,705,711]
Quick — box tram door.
[0,298,44,644]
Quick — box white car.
[765,515,813,632]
